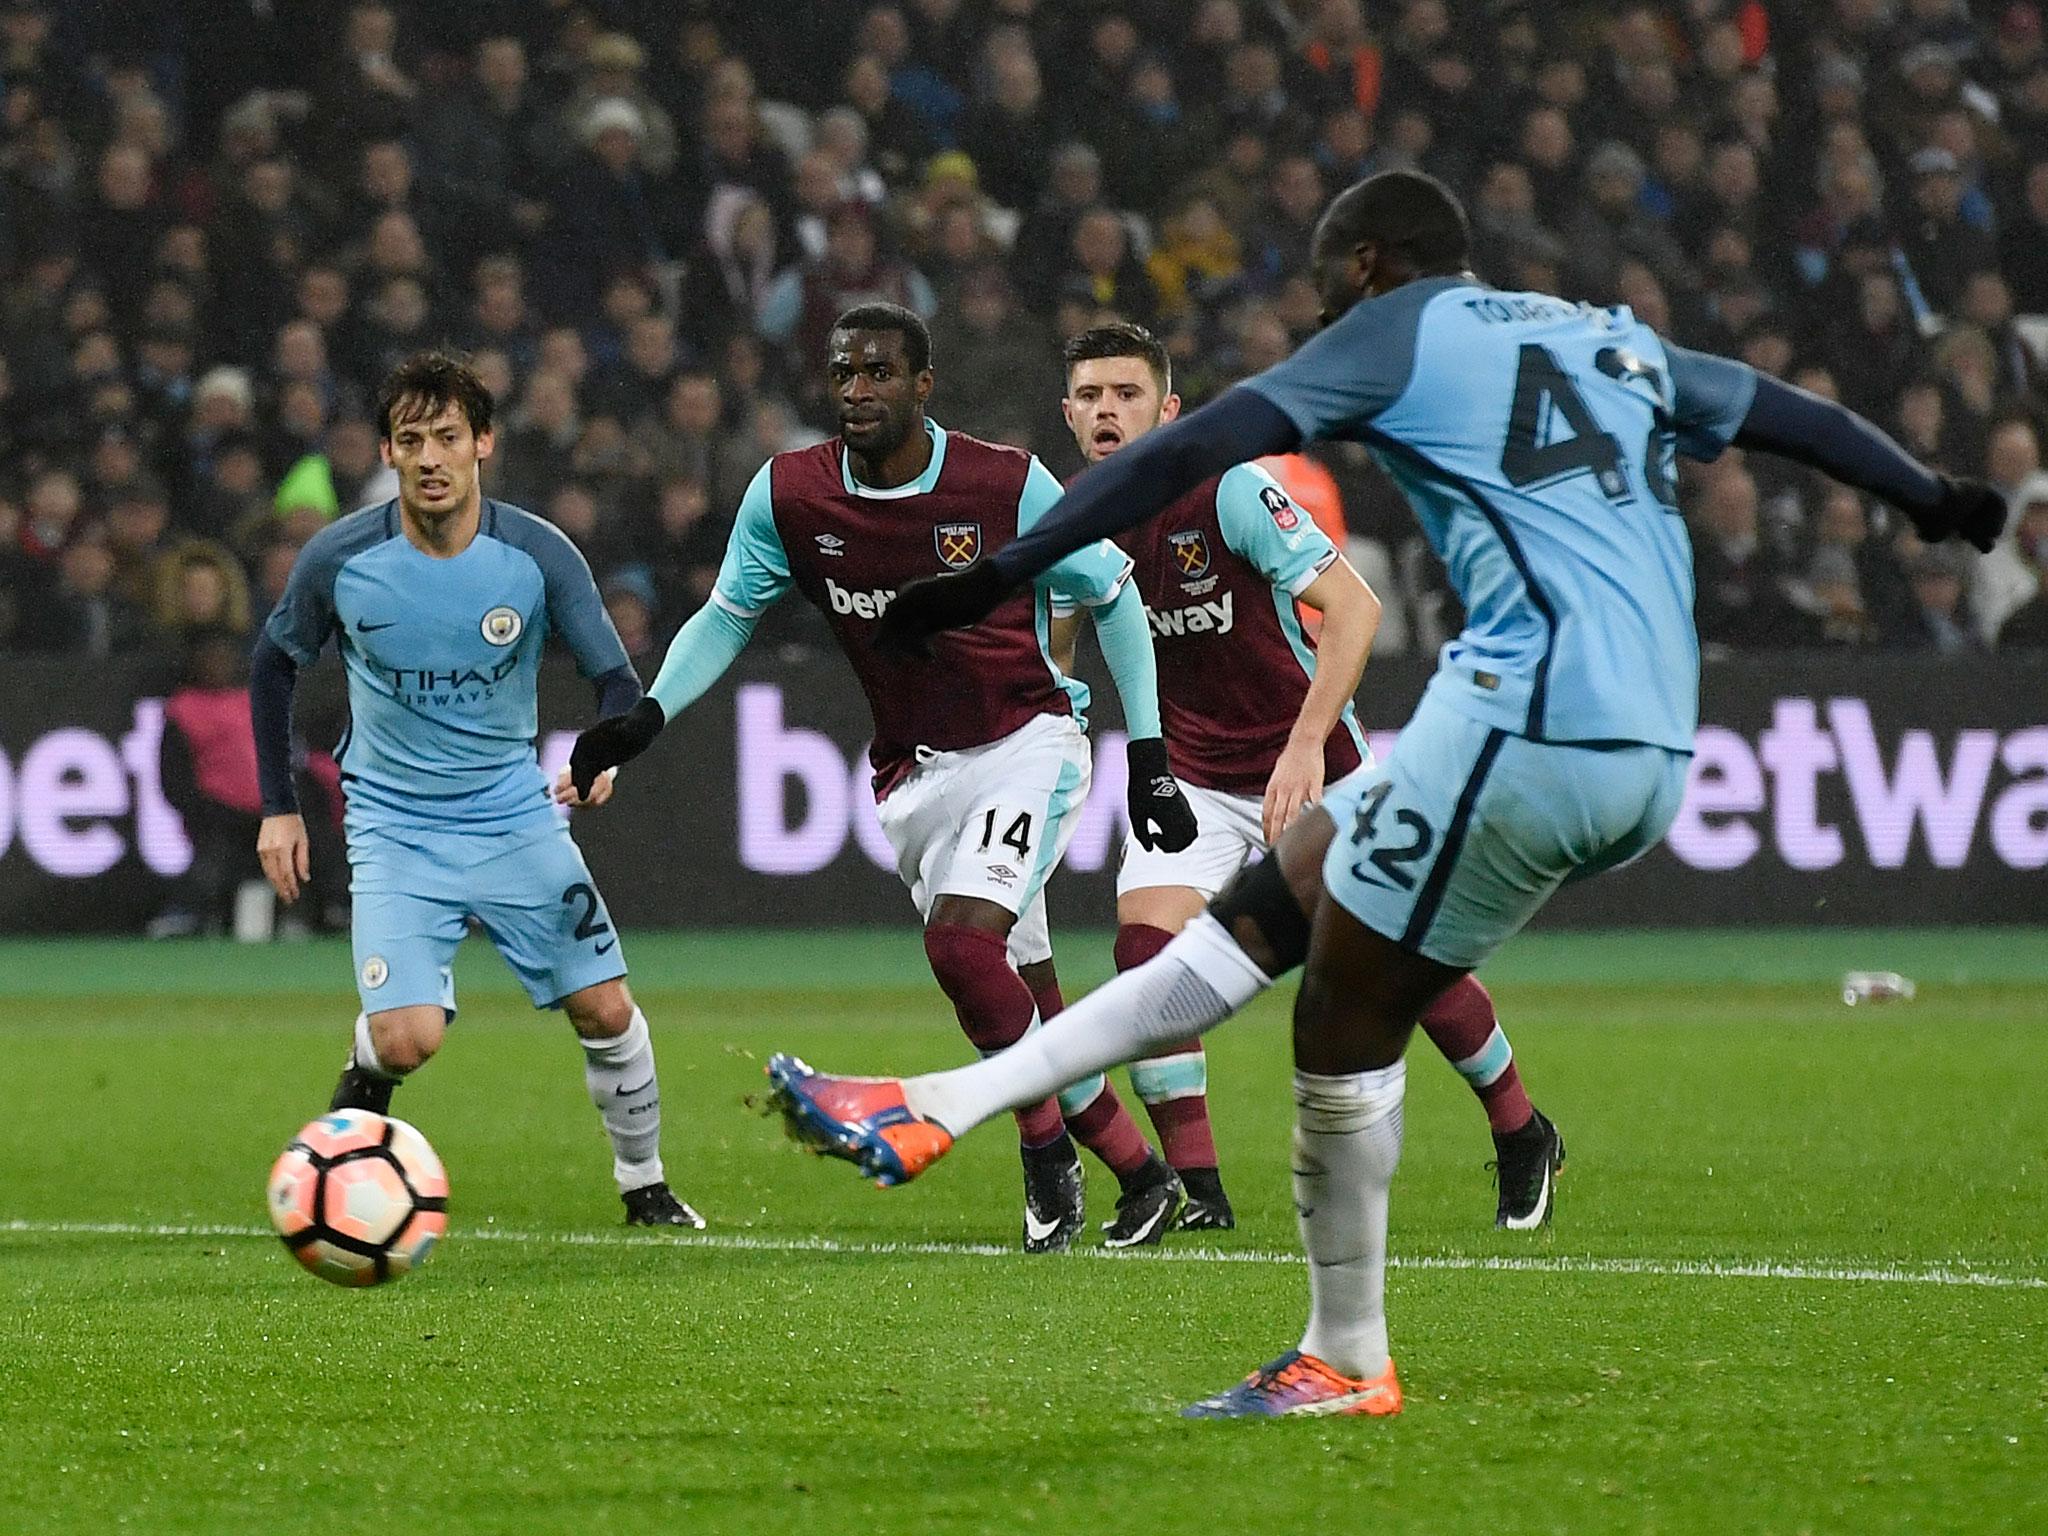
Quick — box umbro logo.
[985,863,1018,885]
[814,533,846,556]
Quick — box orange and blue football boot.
[764,1054,954,1187]
[1181,1351,1403,1419]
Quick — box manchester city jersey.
[264,499,631,834]
[1246,277,1756,752]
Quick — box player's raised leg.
[765,805,1325,1188]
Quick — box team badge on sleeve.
[1260,485,1300,531]
[480,606,523,645]
[1169,530,1211,578]
[934,522,982,569]
[360,956,389,990]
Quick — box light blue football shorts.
[347,818,626,1014]
[1320,693,1690,970]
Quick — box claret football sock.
[1117,923,1223,1173]
[581,1007,664,1193]
[903,914,1272,1137]
[1293,1062,1405,1380]
[924,922,1068,1146]
[1417,976,1534,1135]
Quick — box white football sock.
[1293,1061,1405,1379]
[581,1008,664,1193]
[902,914,1271,1135]
[352,1012,402,1078]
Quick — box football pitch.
[4,927,2044,1535]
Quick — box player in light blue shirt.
[764,172,2006,1416]
[250,353,704,1230]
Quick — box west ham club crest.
[935,522,982,568]
[1169,529,1211,578]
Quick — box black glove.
[1126,737,1198,853]
[876,562,1010,656]
[570,697,665,798]
[1910,475,2008,554]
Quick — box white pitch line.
[3,1218,2043,1291]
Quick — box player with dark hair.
[569,303,1194,1252]
[251,351,705,1230]
[1055,321,1562,1233]
[763,172,2006,1414]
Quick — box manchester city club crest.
[934,522,982,569]
[480,605,523,645]
[1169,529,1211,579]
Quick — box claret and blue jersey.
[265,498,631,836]
[1245,276,1758,753]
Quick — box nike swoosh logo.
[615,1076,654,1098]
[1024,1208,1065,1242]
[594,939,617,954]
[355,619,396,632]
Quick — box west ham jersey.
[711,419,1134,794]
[1115,463,1364,795]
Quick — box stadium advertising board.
[1,656,2044,931]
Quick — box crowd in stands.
[8,0,2048,674]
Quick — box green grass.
[4,930,2046,1535]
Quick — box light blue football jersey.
[1246,277,1757,751]
[265,499,631,834]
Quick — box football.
[266,1109,449,1287]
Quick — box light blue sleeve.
[647,601,758,720]
[1663,342,1759,463]
[1022,458,1134,607]
[1240,280,1437,442]
[1214,463,1340,597]
[1088,580,1162,740]
[710,463,792,617]
[262,507,388,663]
[507,508,631,679]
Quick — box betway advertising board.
[0,655,2043,931]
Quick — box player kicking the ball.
[570,303,1193,1252]
[252,353,703,1230]
[1054,321,1562,1232]
[763,172,2005,1414]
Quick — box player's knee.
[369,1009,444,1074]
[1208,855,1311,978]
[565,984,634,1039]
[923,921,1008,1002]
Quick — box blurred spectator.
[152,539,251,643]
[757,202,935,403]
[600,564,661,671]
[1900,544,1985,652]
[1897,146,1998,315]
[1692,459,1815,649]
[152,628,266,939]
[1977,472,2048,640]
[16,523,147,655]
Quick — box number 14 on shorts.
[975,808,1036,861]
[1348,780,1435,892]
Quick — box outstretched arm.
[568,464,788,796]
[1666,343,2006,550]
